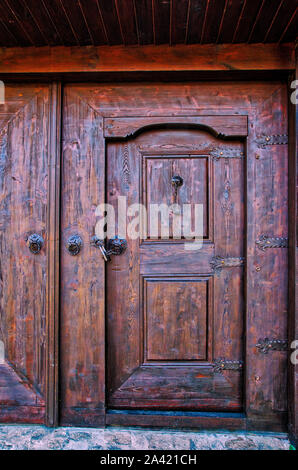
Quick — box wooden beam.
[0,43,295,73]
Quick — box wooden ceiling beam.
[0,43,294,74]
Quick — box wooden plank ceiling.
[0,0,296,48]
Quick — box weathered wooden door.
[60,82,288,430]
[106,125,245,411]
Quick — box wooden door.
[106,126,245,411]
[60,82,288,430]
[0,84,53,423]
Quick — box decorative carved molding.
[104,115,248,139]
[212,359,243,373]
[122,144,130,190]
[256,338,287,354]
[256,134,288,148]
[256,235,288,251]
[221,180,233,215]
[210,256,245,274]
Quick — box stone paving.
[0,425,291,450]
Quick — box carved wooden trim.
[210,256,245,274]
[122,143,130,190]
[256,235,288,251]
[104,116,248,139]
[256,134,288,148]
[212,359,243,373]
[256,338,288,354]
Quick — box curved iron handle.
[92,236,127,262]
[66,234,82,256]
[27,233,44,254]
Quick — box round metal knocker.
[27,233,44,254]
[66,234,82,256]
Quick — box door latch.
[91,236,127,262]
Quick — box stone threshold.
[0,425,291,450]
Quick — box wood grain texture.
[104,115,248,138]
[144,155,208,239]
[0,0,297,47]
[0,84,50,423]
[0,43,294,73]
[106,411,246,430]
[145,279,208,361]
[246,83,288,429]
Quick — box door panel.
[107,128,244,410]
[144,155,209,239]
[144,278,208,361]
[0,85,50,423]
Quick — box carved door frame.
[57,81,292,433]
[1,77,295,440]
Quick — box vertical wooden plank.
[0,85,49,423]
[170,0,189,44]
[201,0,226,44]
[246,84,288,431]
[115,0,138,45]
[152,0,170,44]
[288,43,298,448]
[60,86,106,426]
[186,0,207,44]
[45,82,62,427]
[134,0,154,45]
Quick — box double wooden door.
[0,82,288,430]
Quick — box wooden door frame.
[287,41,298,449]
[1,42,296,440]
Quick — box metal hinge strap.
[210,256,245,274]
[256,338,287,354]
[212,359,243,373]
[256,134,288,148]
[255,235,288,251]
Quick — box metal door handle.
[91,236,127,262]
